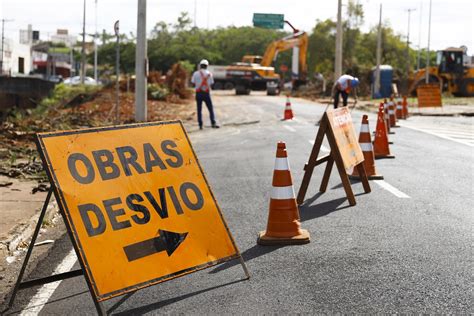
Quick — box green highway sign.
[253,13,284,29]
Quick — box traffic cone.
[374,103,395,159]
[350,115,383,180]
[396,100,403,119]
[283,96,294,120]
[258,142,310,246]
[383,99,394,134]
[388,99,399,128]
[402,96,409,119]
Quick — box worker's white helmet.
[199,59,209,66]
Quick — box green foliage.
[35,84,100,114]
[148,83,169,100]
[94,7,427,94]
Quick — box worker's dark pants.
[196,91,216,127]
[334,90,349,109]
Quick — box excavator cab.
[241,55,263,64]
[437,48,464,75]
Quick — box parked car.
[48,75,63,83]
[63,76,97,85]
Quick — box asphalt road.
[4,91,473,314]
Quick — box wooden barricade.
[417,83,442,107]
[297,108,371,206]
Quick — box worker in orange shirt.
[332,74,359,109]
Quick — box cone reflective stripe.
[258,141,310,245]
[271,186,296,199]
[360,142,373,151]
[351,115,383,180]
[283,96,294,120]
[373,103,395,159]
[402,96,409,119]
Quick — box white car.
[63,76,97,85]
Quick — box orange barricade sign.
[298,108,370,206]
[36,121,244,302]
[417,83,442,107]
[326,108,365,171]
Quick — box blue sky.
[1,0,473,52]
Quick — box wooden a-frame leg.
[297,118,327,204]
[356,163,371,193]
[319,155,334,192]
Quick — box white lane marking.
[21,249,77,315]
[283,125,296,132]
[373,180,410,198]
[308,140,330,152]
[399,124,474,147]
[292,118,309,125]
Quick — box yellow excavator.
[226,31,308,95]
[408,46,474,97]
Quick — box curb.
[2,197,59,253]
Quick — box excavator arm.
[260,31,308,75]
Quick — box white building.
[1,38,32,76]
[51,29,77,47]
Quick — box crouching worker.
[332,74,359,109]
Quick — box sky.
[1,0,473,53]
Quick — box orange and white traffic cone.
[396,100,403,120]
[402,96,409,119]
[350,115,383,180]
[383,99,394,134]
[283,96,294,120]
[388,97,399,128]
[258,141,310,245]
[374,103,395,159]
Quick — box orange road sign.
[36,121,242,301]
[417,83,442,107]
[326,108,364,171]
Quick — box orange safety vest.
[196,71,210,93]
[337,81,351,93]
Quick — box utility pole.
[416,2,423,71]
[405,8,416,95]
[135,0,148,122]
[194,0,197,28]
[94,0,98,82]
[425,0,432,84]
[374,4,382,98]
[0,19,14,75]
[114,20,120,124]
[81,0,87,84]
[334,0,343,80]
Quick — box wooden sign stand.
[297,112,371,206]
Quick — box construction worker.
[191,59,219,130]
[332,74,359,109]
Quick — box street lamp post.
[80,0,87,84]
[135,0,148,122]
[405,8,416,95]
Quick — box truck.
[207,65,235,90]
